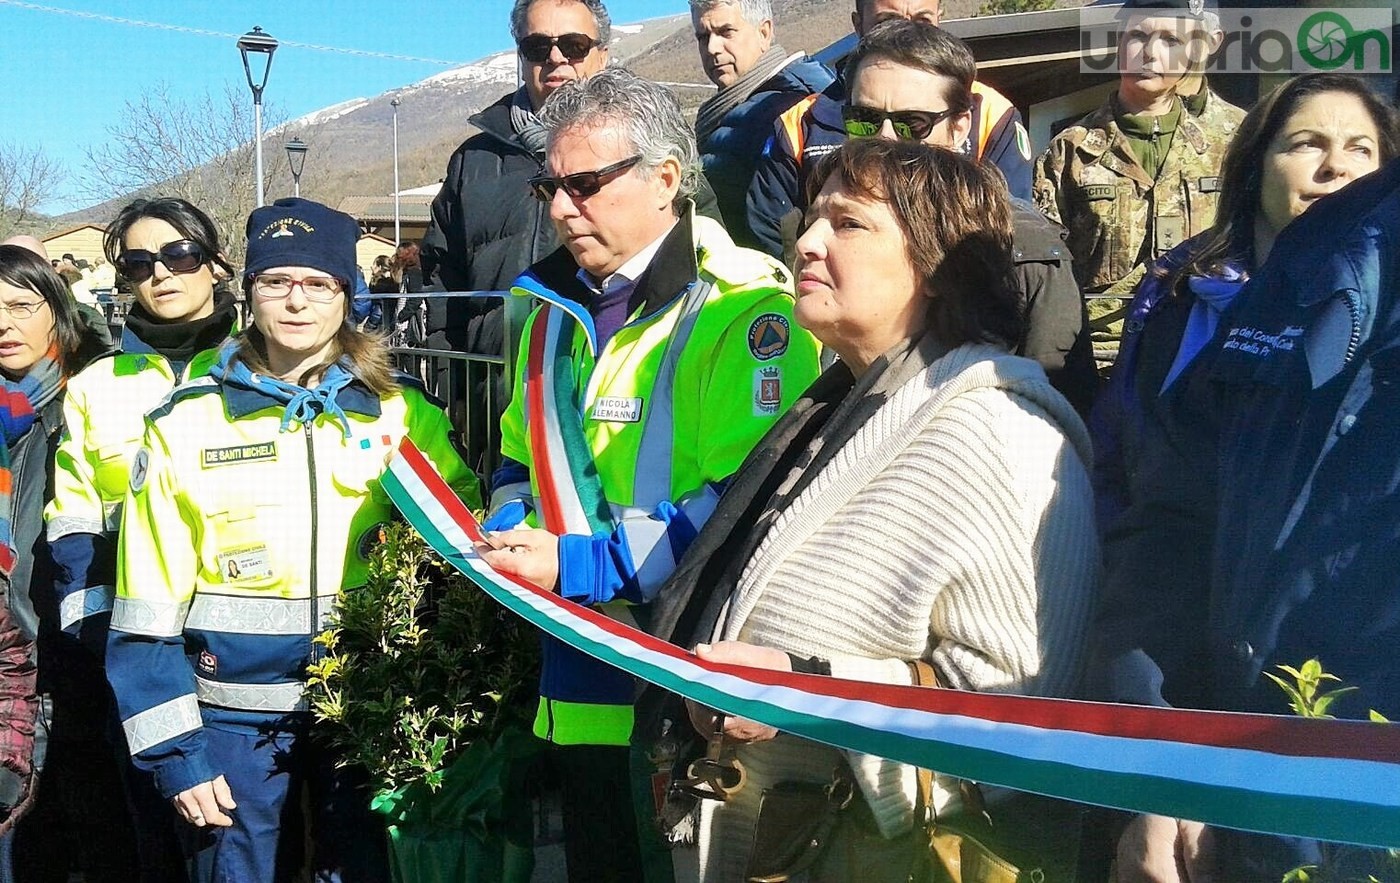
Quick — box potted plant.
[307,523,540,883]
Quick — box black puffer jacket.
[421,93,544,356]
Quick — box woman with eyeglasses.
[105,198,480,883]
[32,197,235,883]
[0,244,109,882]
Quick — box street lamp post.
[391,97,402,245]
[284,137,308,198]
[237,26,279,208]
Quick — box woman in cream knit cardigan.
[644,138,1099,882]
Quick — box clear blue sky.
[1,0,687,213]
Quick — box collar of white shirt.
[575,221,678,299]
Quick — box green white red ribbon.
[384,439,1400,849]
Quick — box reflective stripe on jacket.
[46,343,224,646]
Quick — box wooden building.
[41,223,107,266]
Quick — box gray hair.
[509,0,612,45]
[688,0,773,25]
[538,67,700,211]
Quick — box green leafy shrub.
[307,522,539,797]
[1269,660,1398,883]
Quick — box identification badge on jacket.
[591,397,644,423]
[218,545,274,582]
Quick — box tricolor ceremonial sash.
[521,300,613,537]
[384,439,1400,849]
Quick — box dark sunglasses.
[116,239,207,282]
[841,104,960,142]
[518,32,598,63]
[528,155,643,202]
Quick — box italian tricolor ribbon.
[383,438,1400,849]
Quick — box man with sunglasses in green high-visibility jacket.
[479,68,820,882]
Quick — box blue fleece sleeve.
[746,130,801,261]
[555,483,722,606]
[982,107,1034,202]
[49,532,116,657]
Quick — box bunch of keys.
[675,713,747,801]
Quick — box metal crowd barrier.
[386,343,506,482]
[375,291,512,484]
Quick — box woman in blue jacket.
[105,199,480,883]
[1091,75,1400,882]
[1092,74,1398,700]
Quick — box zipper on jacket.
[1343,291,1363,366]
[304,422,320,662]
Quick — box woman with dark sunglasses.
[41,196,238,881]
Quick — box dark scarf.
[123,292,237,368]
[694,45,792,145]
[0,354,64,577]
[641,331,948,699]
[635,331,948,835]
[509,86,548,158]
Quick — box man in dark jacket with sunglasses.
[420,0,614,471]
[747,19,1097,413]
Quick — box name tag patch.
[202,442,277,468]
[1198,176,1221,193]
[1083,184,1116,201]
[591,396,644,423]
[754,366,782,416]
[218,544,274,582]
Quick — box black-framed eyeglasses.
[518,32,598,63]
[841,105,960,142]
[528,155,643,202]
[116,239,207,283]
[251,274,344,303]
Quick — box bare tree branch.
[0,144,64,240]
[80,83,293,264]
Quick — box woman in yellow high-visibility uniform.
[106,198,480,883]
[43,197,240,880]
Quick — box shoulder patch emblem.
[1015,122,1032,162]
[129,447,150,494]
[753,366,782,416]
[748,313,790,361]
[357,522,393,561]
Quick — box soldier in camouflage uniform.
[1034,0,1243,361]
